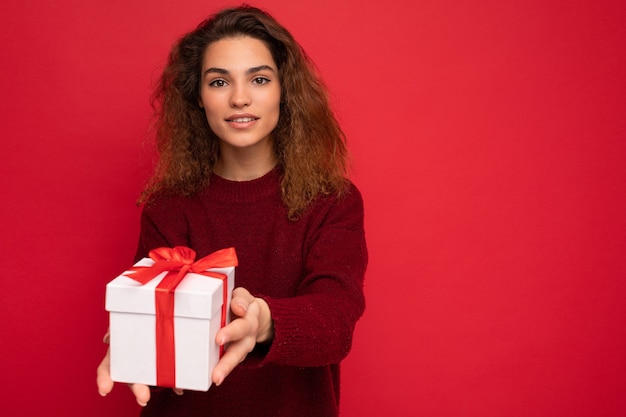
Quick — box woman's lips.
[226,114,259,128]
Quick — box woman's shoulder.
[304,180,365,224]
[322,180,364,207]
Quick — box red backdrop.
[1,0,625,415]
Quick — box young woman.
[97,6,367,417]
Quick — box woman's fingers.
[212,293,261,385]
[212,333,257,386]
[129,383,151,407]
[229,287,255,317]
[96,349,114,397]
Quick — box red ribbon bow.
[126,246,238,388]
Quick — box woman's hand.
[212,287,274,386]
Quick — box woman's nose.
[230,84,251,108]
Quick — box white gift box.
[105,257,235,391]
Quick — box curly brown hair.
[140,5,350,220]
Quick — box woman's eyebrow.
[246,65,276,74]
[204,67,228,76]
[203,65,276,77]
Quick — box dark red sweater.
[136,168,367,417]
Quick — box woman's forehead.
[202,37,277,70]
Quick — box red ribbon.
[125,246,238,388]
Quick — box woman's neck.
[214,143,277,181]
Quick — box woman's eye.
[209,79,227,87]
[252,77,269,85]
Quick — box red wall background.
[1,0,625,415]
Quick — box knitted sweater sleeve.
[261,185,368,367]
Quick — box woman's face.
[199,36,281,155]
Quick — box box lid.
[106,258,233,319]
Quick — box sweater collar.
[205,166,281,203]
